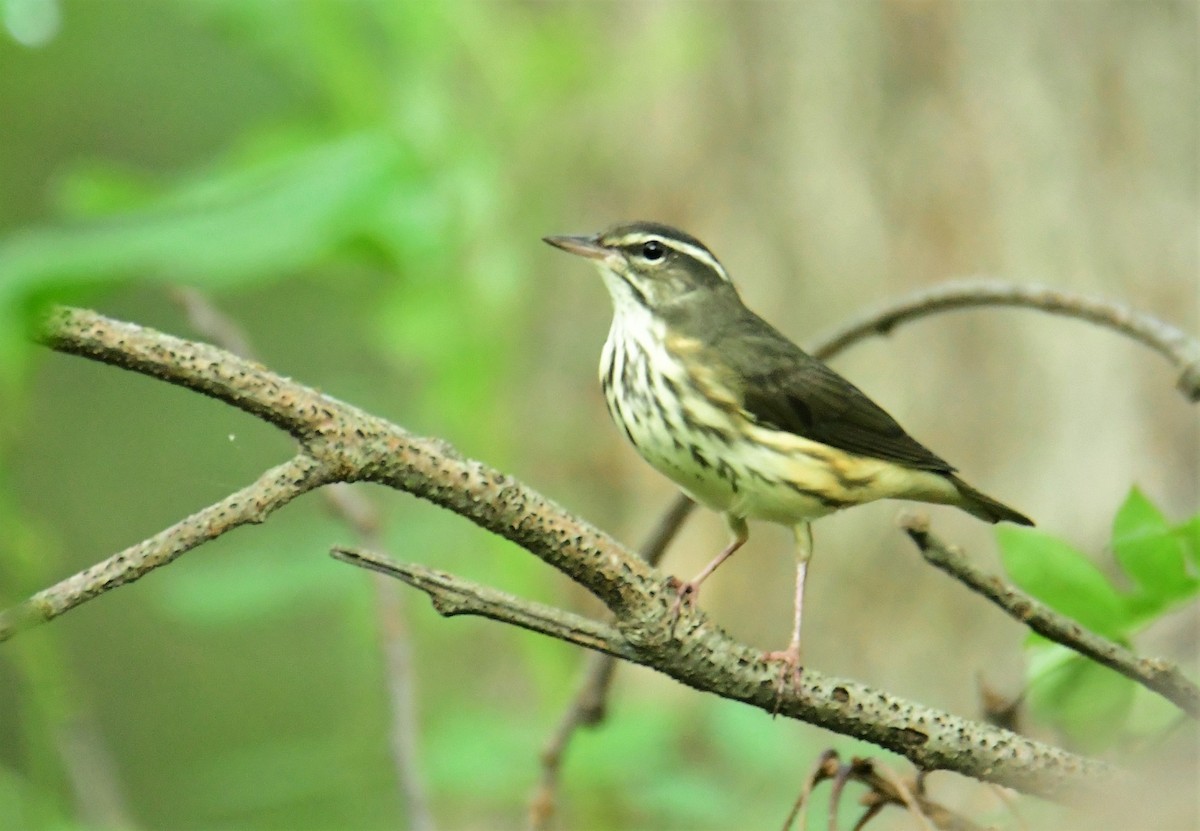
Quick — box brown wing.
[711,312,955,473]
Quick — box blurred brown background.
[1,2,1196,829]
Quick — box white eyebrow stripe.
[671,241,731,282]
[612,232,733,283]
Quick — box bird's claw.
[667,578,700,637]
[762,646,804,715]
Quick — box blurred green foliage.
[999,487,1197,752]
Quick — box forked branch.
[7,282,1197,801]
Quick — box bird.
[543,221,1033,683]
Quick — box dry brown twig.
[4,282,1196,809]
[781,750,987,831]
[808,278,1200,401]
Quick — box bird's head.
[544,221,736,317]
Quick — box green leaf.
[997,526,1130,638]
[1112,487,1196,610]
[1123,682,1186,739]
[1113,486,1169,541]
[51,162,164,218]
[1026,642,1136,752]
[1175,515,1200,567]
[0,132,403,294]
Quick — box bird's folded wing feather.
[713,317,955,473]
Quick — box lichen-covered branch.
[1,304,1130,801]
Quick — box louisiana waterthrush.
[544,222,1033,680]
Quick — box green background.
[1,2,1196,829]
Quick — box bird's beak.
[542,234,609,261]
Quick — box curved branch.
[807,279,1200,400]
[5,306,1125,801]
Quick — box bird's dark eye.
[641,240,666,261]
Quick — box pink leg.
[670,515,748,626]
[676,515,748,603]
[764,522,812,694]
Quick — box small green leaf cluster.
[998,487,1198,750]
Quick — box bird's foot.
[666,577,700,637]
[762,645,803,715]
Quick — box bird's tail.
[948,475,1034,526]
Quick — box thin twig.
[859,760,936,831]
[806,278,1200,401]
[0,454,330,640]
[173,288,435,831]
[785,751,985,831]
[901,515,1200,719]
[326,487,435,831]
[828,761,853,831]
[56,716,140,830]
[331,548,630,657]
[988,783,1030,831]
[781,749,839,831]
[530,496,695,831]
[171,287,256,360]
[636,496,697,568]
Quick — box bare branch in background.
[782,750,990,831]
[56,715,140,830]
[806,278,1200,401]
[530,496,695,831]
[172,288,435,831]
